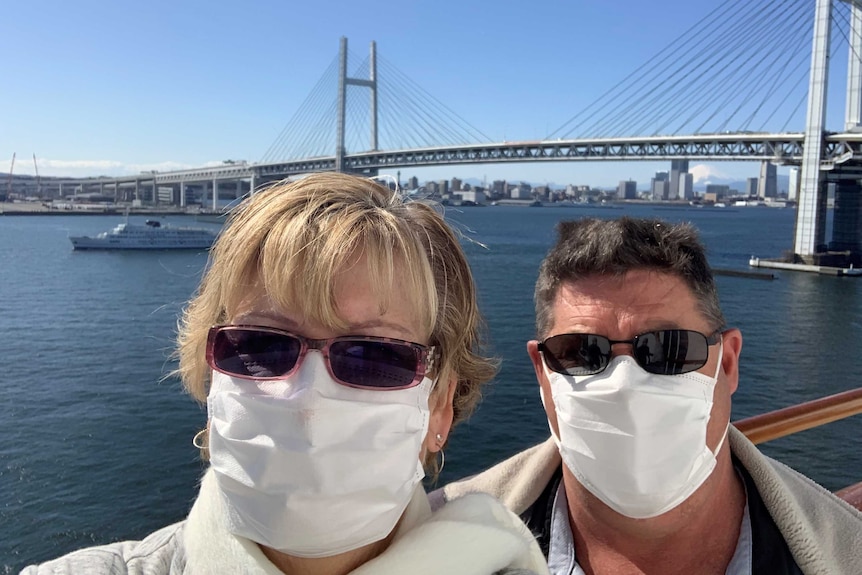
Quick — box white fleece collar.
[183,469,548,575]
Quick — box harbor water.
[2,205,861,571]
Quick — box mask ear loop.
[710,336,728,456]
[193,429,208,449]
[435,433,446,474]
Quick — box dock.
[713,268,776,280]
[749,257,861,277]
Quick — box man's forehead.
[550,271,702,332]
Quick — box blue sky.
[0,0,851,188]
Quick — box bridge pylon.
[794,0,862,265]
[336,37,378,173]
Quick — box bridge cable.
[545,0,749,139]
[605,0,790,137]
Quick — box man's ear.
[719,328,743,395]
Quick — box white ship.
[69,220,218,250]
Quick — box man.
[434,217,862,574]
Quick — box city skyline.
[1,0,851,186]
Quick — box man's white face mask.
[542,340,727,519]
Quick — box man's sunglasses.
[538,329,722,376]
[206,325,436,390]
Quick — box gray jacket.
[21,469,549,575]
[430,426,862,575]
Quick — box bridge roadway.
[59,132,862,194]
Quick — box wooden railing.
[734,387,862,511]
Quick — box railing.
[734,387,862,511]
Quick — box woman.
[23,173,548,575]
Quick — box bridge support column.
[250,173,256,195]
[335,37,379,172]
[212,178,219,211]
[180,182,186,208]
[847,1,862,131]
[336,37,347,172]
[830,179,862,259]
[794,0,832,262]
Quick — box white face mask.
[543,342,726,519]
[206,352,432,557]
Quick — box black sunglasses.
[539,329,722,376]
[206,325,436,390]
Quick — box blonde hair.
[177,173,496,465]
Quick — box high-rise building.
[788,167,800,201]
[745,178,758,197]
[669,160,689,201]
[618,180,638,200]
[758,161,778,198]
[408,176,419,190]
[680,173,694,200]
[651,171,669,201]
[451,177,462,192]
[438,180,449,196]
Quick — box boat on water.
[69,219,218,250]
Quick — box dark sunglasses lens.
[329,340,420,388]
[212,329,301,378]
[543,334,610,376]
[637,330,709,375]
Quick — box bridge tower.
[336,37,378,172]
[795,0,862,263]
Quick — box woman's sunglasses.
[206,325,436,390]
[539,329,722,376]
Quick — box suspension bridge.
[25,0,862,265]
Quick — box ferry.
[69,220,218,250]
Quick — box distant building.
[438,180,449,196]
[745,177,758,198]
[533,185,551,200]
[758,161,777,198]
[650,171,669,200]
[618,180,638,200]
[510,186,532,199]
[460,190,487,204]
[408,176,419,190]
[788,167,800,201]
[705,184,730,199]
[679,173,694,200]
[669,160,689,201]
[451,177,462,192]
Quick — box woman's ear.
[426,375,457,453]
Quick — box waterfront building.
[437,180,449,196]
[460,190,487,204]
[746,177,759,198]
[451,177,462,192]
[408,176,419,190]
[758,161,778,198]
[651,171,669,200]
[788,168,800,201]
[669,160,689,201]
[533,185,551,200]
[706,184,731,199]
[618,180,638,200]
[680,173,694,200]
[510,186,532,200]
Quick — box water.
[2,206,860,571]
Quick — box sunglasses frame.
[539,328,723,376]
[206,324,436,390]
